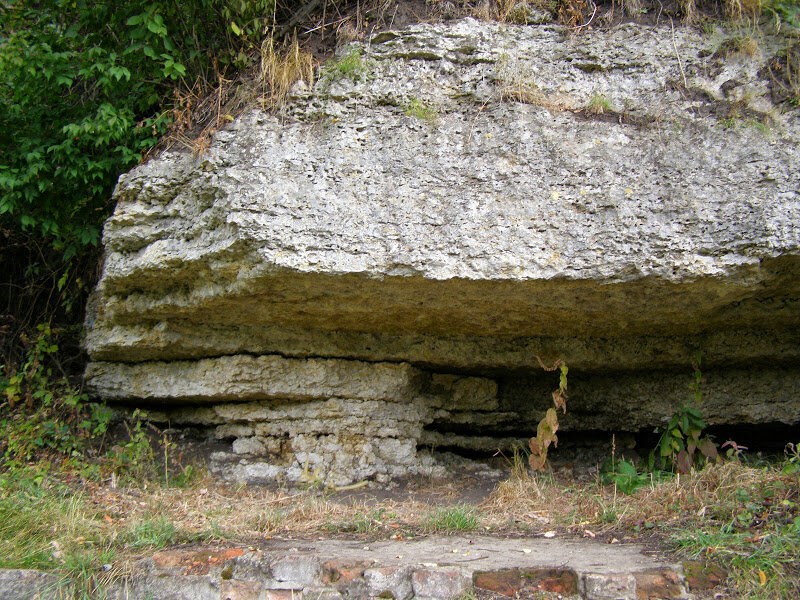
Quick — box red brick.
[634,569,683,599]
[322,560,372,584]
[682,561,727,591]
[521,568,578,595]
[153,548,245,575]
[473,570,522,597]
[152,550,193,569]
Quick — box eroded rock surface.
[85,19,800,484]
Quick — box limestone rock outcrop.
[85,18,800,484]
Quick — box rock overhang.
[84,18,800,484]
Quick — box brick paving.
[0,534,730,599]
[0,534,731,599]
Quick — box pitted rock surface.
[85,18,800,484]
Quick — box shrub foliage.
[0,0,274,256]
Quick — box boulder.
[85,19,800,484]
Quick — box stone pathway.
[0,535,726,600]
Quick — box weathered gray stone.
[85,18,800,482]
[303,587,344,600]
[220,579,262,600]
[411,567,471,600]
[269,556,322,589]
[0,569,63,600]
[364,566,413,600]
[84,355,426,403]
[232,436,268,455]
[580,572,637,600]
[109,574,219,600]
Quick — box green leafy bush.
[602,360,721,494]
[766,0,800,27]
[1,324,112,468]
[601,458,651,494]
[649,362,718,474]
[0,0,274,257]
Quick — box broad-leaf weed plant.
[1,324,111,470]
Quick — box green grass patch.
[669,462,800,600]
[423,504,481,533]
[0,469,119,597]
[0,470,104,571]
[320,48,370,86]
[122,517,179,550]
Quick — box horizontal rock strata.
[85,18,800,484]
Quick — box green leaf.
[56,270,69,291]
[230,21,242,36]
[147,16,167,35]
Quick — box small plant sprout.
[722,439,748,459]
[587,93,611,114]
[320,48,369,86]
[404,97,438,121]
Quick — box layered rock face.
[85,19,800,484]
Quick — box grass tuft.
[423,504,481,533]
[587,93,612,114]
[320,48,369,86]
[259,36,315,109]
[123,517,178,550]
[404,98,438,121]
